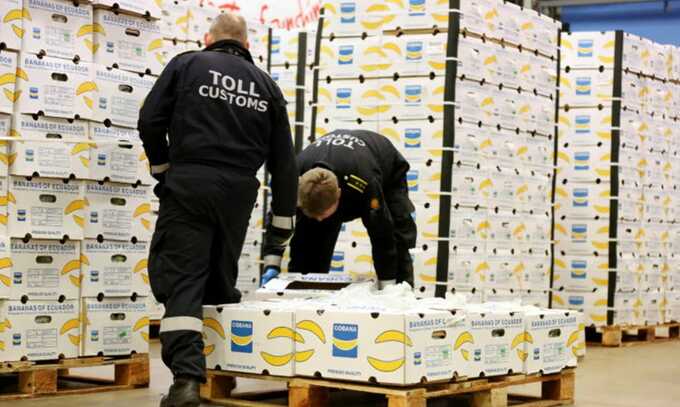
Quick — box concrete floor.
[4,340,680,407]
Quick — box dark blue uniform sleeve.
[138,55,181,177]
[361,179,398,281]
[262,92,298,269]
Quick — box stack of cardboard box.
[311,0,560,304]
[553,31,680,327]
[0,0,158,360]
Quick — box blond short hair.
[298,168,341,218]
[209,13,248,45]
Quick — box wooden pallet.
[586,323,680,347]
[201,368,575,407]
[0,353,149,401]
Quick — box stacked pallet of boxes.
[311,0,560,302]
[204,284,583,384]
[553,32,680,327]
[0,0,158,361]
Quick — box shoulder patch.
[346,174,368,194]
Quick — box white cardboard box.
[15,54,96,120]
[93,0,162,19]
[255,273,376,301]
[9,115,90,179]
[8,176,85,240]
[21,0,93,61]
[186,3,220,42]
[0,237,12,298]
[81,296,149,356]
[294,305,468,384]
[524,309,579,374]
[80,239,149,297]
[93,10,164,75]
[89,123,152,184]
[159,2,190,40]
[0,0,24,51]
[94,66,156,128]
[8,238,80,300]
[0,114,11,176]
[202,303,296,376]
[84,181,152,241]
[0,299,80,361]
[0,51,17,114]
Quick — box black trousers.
[288,179,417,284]
[148,166,259,380]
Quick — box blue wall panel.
[561,2,680,45]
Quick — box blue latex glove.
[260,267,280,287]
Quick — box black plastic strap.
[435,0,461,298]
[607,30,624,326]
[261,27,274,276]
[549,28,562,309]
[309,12,325,144]
[295,32,308,154]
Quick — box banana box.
[380,33,447,77]
[388,0,451,31]
[555,145,614,183]
[520,290,550,308]
[159,2,190,40]
[523,309,580,374]
[247,198,264,230]
[456,305,525,378]
[0,237,10,297]
[316,78,385,122]
[560,31,621,70]
[559,69,615,108]
[345,243,375,280]
[93,10,164,75]
[84,181,152,241]
[552,254,610,291]
[412,245,437,287]
[9,115,89,179]
[294,304,468,384]
[521,256,550,291]
[380,76,445,121]
[186,3,219,43]
[518,52,557,97]
[666,291,680,322]
[553,218,610,254]
[551,289,637,327]
[516,96,555,136]
[0,0,23,51]
[0,51,17,114]
[202,303,297,376]
[81,296,149,356]
[557,105,613,146]
[0,114,9,176]
[377,118,444,161]
[449,207,488,253]
[15,54,95,120]
[255,273,376,301]
[412,197,439,241]
[317,36,387,79]
[270,68,297,104]
[21,0,93,61]
[8,238,79,300]
[554,182,611,219]
[451,122,492,165]
[520,10,560,58]
[448,252,487,290]
[406,158,441,198]
[0,299,80,361]
[80,240,149,297]
[93,0,162,19]
[639,289,663,326]
[450,165,487,207]
[8,176,85,240]
[94,66,156,128]
[89,123,152,185]
[485,254,523,291]
[321,0,399,37]
[236,253,260,291]
[269,30,303,67]
[456,34,497,82]
[459,0,504,40]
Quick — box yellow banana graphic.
[296,320,326,343]
[141,273,149,284]
[68,334,80,346]
[295,349,315,362]
[71,143,91,155]
[0,73,15,87]
[203,318,226,339]
[134,259,148,273]
[517,349,528,361]
[0,257,12,269]
[133,203,151,218]
[64,199,86,215]
[80,254,90,266]
[511,331,534,349]
[454,331,474,350]
[260,351,294,367]
[566,331,580,347]
[69,274,82,287]
[374,330,413,346]
[76,81,98,96]
[60,318,80,335]
[203,344,215,356]
[141,331,150,343]
[0,274,10,287]
[367,356,404,372]
[267,326,304,343]
[148,38,163,51]
[461,349,470,361]
[0,318,12,332]
[61,259,80,275]
[133,317,150,332]
[77,23,105,37]
[3,89,19,103]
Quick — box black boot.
[160,376,201,407]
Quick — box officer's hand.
[260,266,280,287]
